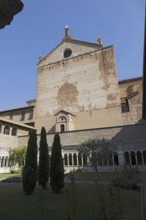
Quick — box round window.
[64,49,72,58]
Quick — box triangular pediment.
[38,38,103,67]
[55,110,75,117]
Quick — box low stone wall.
[0,167,10,174]
[18,123,146,151]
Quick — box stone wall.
[18,123,146,151]
[36,44,123,133]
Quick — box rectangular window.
[121,98,129,113]
[28,110,33,120]
[9,113,13,120]
[21,111,25,121]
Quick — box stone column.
[76,153,78,166]
[117,150,125,166]
[135,151,138,165]
[129,152,132,166]
[112,154,115,166]
[1,125,4,134]
[72,153,74,166]
[9,127,12,135]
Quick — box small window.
[12,128,17,136]
[4,126,10,135]
[60,116,67,122]
[64,49,72,58]
[28,110,33,120]
[21,111,25,121]
[121,98,129,113]
[9,113,13,120]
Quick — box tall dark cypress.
[38,127,49,189]
[22,130,38,195]
[50,134,64,193]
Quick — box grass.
[66,171,140,182]
[0,172,21,179]
[66,171,114,181]
[0,182,140,220]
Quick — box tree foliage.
[22,131,38,195]
[50,134,64,193]
[38,127,49,189]
[79,139,114,172]
[9,146,26,168]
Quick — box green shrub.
[112,169,139,190]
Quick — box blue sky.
[0,0,145,110]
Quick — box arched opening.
[4,126,10,135]
[12,128,17,136]
[131,151,136,165]
[137,151,143,165]
[69,154,72,166]
[73,154,77,166]
[0,124,2,133]
[64,154,68,166]
[60,124,65,132]
[114,152,119,165]
[124,152,130,165]
[5,157,8,167]
[1,156,5,167]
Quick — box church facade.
[0,27,146,173]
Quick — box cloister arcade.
[63,149,146,168]
[0,156,9,168]
[124,151,146,166]
[63,152,119,167]
[0,150,146,173]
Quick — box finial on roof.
[97,38,102,46]
[64,25,71,39]
[38,56,42,61]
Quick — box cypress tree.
[22,130,38,195]
[38,127,49,189]
[50,134,64,193]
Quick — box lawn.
[66,171,140,182]
[0,173,20,179]
[0,182,140,220]
[66,171,116,181]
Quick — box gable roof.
[55,110,75,117]
[0,117,36,131]
[37,37,104,66]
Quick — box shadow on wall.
[111,119,146,169]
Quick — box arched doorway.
[131,151,136,165]
[60,124,65,132]
[137,151,143,165]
